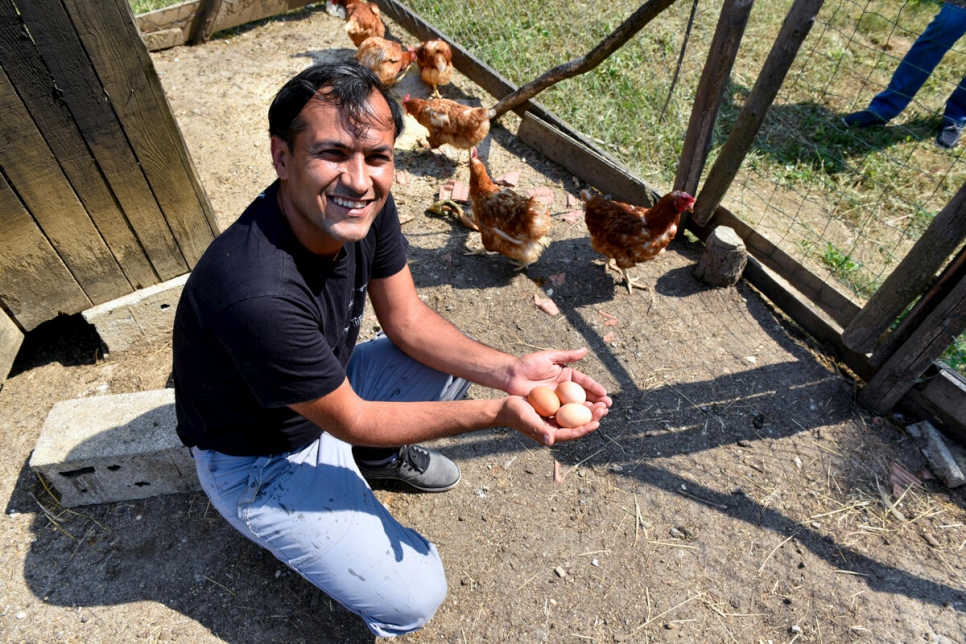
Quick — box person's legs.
[346,333,471,489]
[192,436,447,637]
[346,332,472,404]
[867,3,966,120]
[942,72,966,126]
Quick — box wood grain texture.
[9,0,192,283]
[0,169,91,330]
[0,66,131,305]
[136,0,310,49]
[61,0,217,264]
[843,180,966,354]
[0,3,167,289]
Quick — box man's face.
[272,91,395,257]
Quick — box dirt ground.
[2,5,966,643]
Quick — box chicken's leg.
[619,267,647,294]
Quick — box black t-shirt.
[172,181,408,456]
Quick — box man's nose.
[341,155,372,194]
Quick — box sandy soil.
[1,5,965,643]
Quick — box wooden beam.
[858,267,966,414]
[489,0,677,119]
[674,0,754,198]
[135,0,311,50]
[190,0,225,44]
[843,180,966,354]
[903,365,966,445]
[691,0,826,226]
[518,113,659,207]
[869,242,966,369]
[141,27,185,51]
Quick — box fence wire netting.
[403,0,966,366]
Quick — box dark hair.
[268,61,404,150]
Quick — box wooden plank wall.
[0,0,216,332]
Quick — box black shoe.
[842,110,888,128]
[356,445,461,492]
[936,122,963,148]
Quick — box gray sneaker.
[936,121,962,149]
[357,445,461,492]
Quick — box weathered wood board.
[0,65,132,306]
[0,2,164,290]
[0,0,217,331]
[136,0,311,48]
[0,172,91,331]
[61,0,218,264]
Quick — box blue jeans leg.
[868,3,966,121]
[190,335,470,637]
[192,436,448,638]
[942,73,966,125]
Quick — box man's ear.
[270,136,290,180]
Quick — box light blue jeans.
[191,335,471,637]
[868,2,966,126]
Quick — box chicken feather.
[403,95,494,162]
[581,189,695,292]
[469,149,552,270]
[344,1,384,47]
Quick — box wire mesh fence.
[403,0,966,366]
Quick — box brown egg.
[555,381,586,405]
[528,385,561,417]
[556,402,592,428]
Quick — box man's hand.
[499,396,607,447]
[503,348,612,405]
[499,348,612,446]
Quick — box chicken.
[581,189,695,293]
[355,37,416,87]
[344,1,385,47]
[403,95,494,163]
[468,148,552,270]
[414,40,453,98]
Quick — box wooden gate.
[0,0,216,344]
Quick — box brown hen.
[344,1,385,47]
[414,40,453,98]
[355,37,416,87]
[581,189,695,293]
[403,95,494,163]
[468,149,552,270]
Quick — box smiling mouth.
[331,196,369,209]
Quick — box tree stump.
[694,226,747,287]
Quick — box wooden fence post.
[674,0,754,199]
[858,267,966,415]
[691,0,825,227]
[191,0,225,44]
[843,181,966,354]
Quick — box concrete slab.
[29,389,199,507]
[82,274,188,354]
